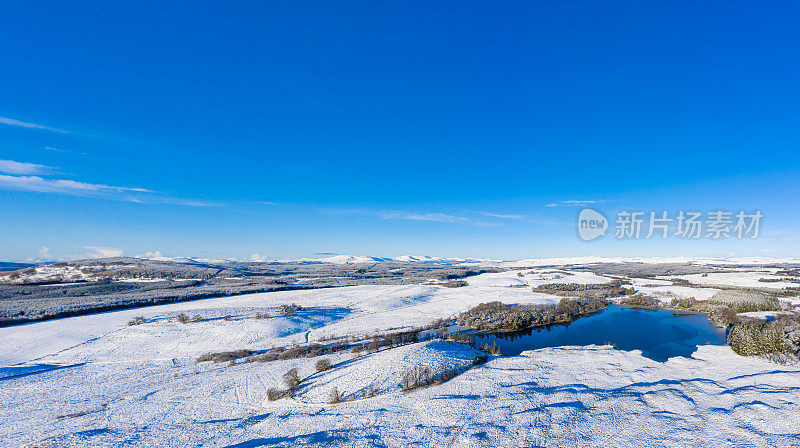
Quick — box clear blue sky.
[2,1,799,261]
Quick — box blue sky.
[2,1,799,261]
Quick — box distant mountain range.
[8,254,800,271]
[133,254,498,265]
[0,262,35,272]
[298,254,497,265]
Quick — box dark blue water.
[472,305,727,362]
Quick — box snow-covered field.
[629,278,722,303]
[737,310,797,320]
[2,270,800,447]
[662,272,800,290]
[0,274,561,367]
[466,269,613,288]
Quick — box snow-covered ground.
[296,339,483,403]
[0,264,94,283]
[629,278,721,303]
[737,310,796,320]
[465,269,614,289]
[0,273,559,367]
[3,344,799,447]
[2,270,800,447]
[502,256,800,267]
[661,272,800,290]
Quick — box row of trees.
[457,298,608,332]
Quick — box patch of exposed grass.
[176,313,204,324]
[439,280,467,288]
[278,304,303,315]
[196,349,253,363]
[127,316,147,326]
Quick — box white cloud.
[324,207,503,226]
[472,221,501,227]
[0,174,151,194]
[250,253,269,262]
[544,200,604,207]
[379,211,469,223]
[81,246,123,258]
[143,250,162,258]
[379,211,499,227]
[45,146,88,156]
[0,159,52,175]
[481,212,525,219]
[0,116,69,133]
[38,246,51,259]
[0,171,212,206]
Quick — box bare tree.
[283,368,300,392]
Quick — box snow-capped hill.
[503,256,800,267]
[137,255,240,264]
[295,340,483,403]
[314,255,392,264]
[392,255,441,263]
[304,254,496,265]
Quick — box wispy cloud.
[324,208,497,227]
[379,211,469,223]
[3,114,156,151]
[0,174,152,195]
[0,159,52,175]
[45,146,88,156]
[0,159,213,206]
[0,116,70,134]
[472,221,502,227]
[544,200,605,207]
[758,228,800,244]
[80,246,123,258]
[481,212,525,219]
